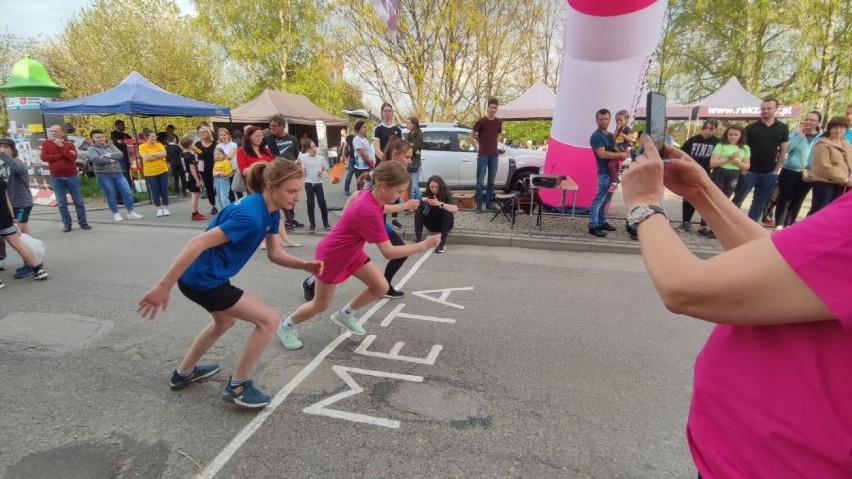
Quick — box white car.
[404,123,546,192]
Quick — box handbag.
[231,172,246,193]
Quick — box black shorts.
[186,179,201,193]
[0,207,14,236]
[178,279,244,312]
[14,206,32,223]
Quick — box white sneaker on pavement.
[156,209,164,217]
[127,211,143,220]
[113,212,124,222]
[163,208,171,216]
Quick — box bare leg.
[348,261,389,310]
[178,292,279,380]
[4,233,39,267]
[277,216,301,247]
[289,280,336,323]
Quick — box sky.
[2,0,195,40]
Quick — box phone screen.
[647,91,666,151]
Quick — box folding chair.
[490,192,519,228]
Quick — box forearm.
[383,202,410,214]
[268,249,312,270]
[155,237,206,290]
[685,184,768,249]
[383,241,430,260]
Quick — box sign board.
[5,96,57,111]
[27,124,44,133]
[315,120,328,158]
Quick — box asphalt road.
[0,217,712,478]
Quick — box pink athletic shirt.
[314,189,389,284]
[688,192,852,478]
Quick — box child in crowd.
[138,160,323,408]
[279,161,438,351]
[181,137,205,222]
[610,110,634,193]
[0,175,48,288]
[299,140,330,232]
[416,175,458,253]
[246,158,301,249]
[212,146,233,210]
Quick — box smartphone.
[646,91,666,152]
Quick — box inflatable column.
[542,0,666,207]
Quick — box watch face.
[628,205,649,223]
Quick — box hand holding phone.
[646,91,667,152]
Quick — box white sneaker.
[163,208,171,216]
[127,211,143,220]
[156,209,164,217]
[113,212,124,222]
[774,225,784,232]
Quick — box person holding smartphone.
[622,134,852,479]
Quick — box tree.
[333,0,560,123]
[191,0,362,114]
[36,0,220,134]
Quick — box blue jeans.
[475,155,498,207]
[96,174,135,214]
[732,171,778,221]
[146,172,170,207]
[50,175,87,227]
[409,166,422,200]
[343,157,357,194]
[214,176,231,209]
[588,173,613,229]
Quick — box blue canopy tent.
[40,71,231,139]
[40,71,231,201]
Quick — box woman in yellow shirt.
[138,131,170,216]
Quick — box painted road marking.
[354,335,443,365]
[198,251,433,478]
[411,287,474,310]
[378,303,457,327]
[302,366,424,429]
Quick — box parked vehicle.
[403,123,546,192]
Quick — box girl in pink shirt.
[277,161,440,350]
[622,134,851,479]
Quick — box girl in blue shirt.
[138,159,323,408]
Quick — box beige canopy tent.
[694,77,801,119]
[634,100,697,120]
[499,80,556,120]
[211,89,347,126]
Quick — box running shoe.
[302,278,315,302]
[434,244,446,254]
[127,211,144,220]
[14,265,33,279]
[277,322,303,350]
[113,212,124,222]
[331,309,366,335]
[169,363,220,390]
[391,220,403,230]
[384,287,404,299]
[223,379,271,408]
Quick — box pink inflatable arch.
[542,0,666,207]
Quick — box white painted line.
[198,248,434,478]
[354,335,444,365]
[379,303,457,327]
[411,287,474,309]
[302,365,424,428]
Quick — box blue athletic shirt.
[180,193,280,290]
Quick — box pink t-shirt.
[688,192,852,478]
[314,190,389,284]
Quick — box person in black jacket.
[415,175,458,253]
[677,119,719,232]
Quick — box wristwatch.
[627,204,666,228]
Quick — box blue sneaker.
[14,265,34,279]
[169,363,220,390]
[223,379,271,408]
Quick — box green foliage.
[651,0,852,119]
[192,0,362,114]
[502,121,552,147]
